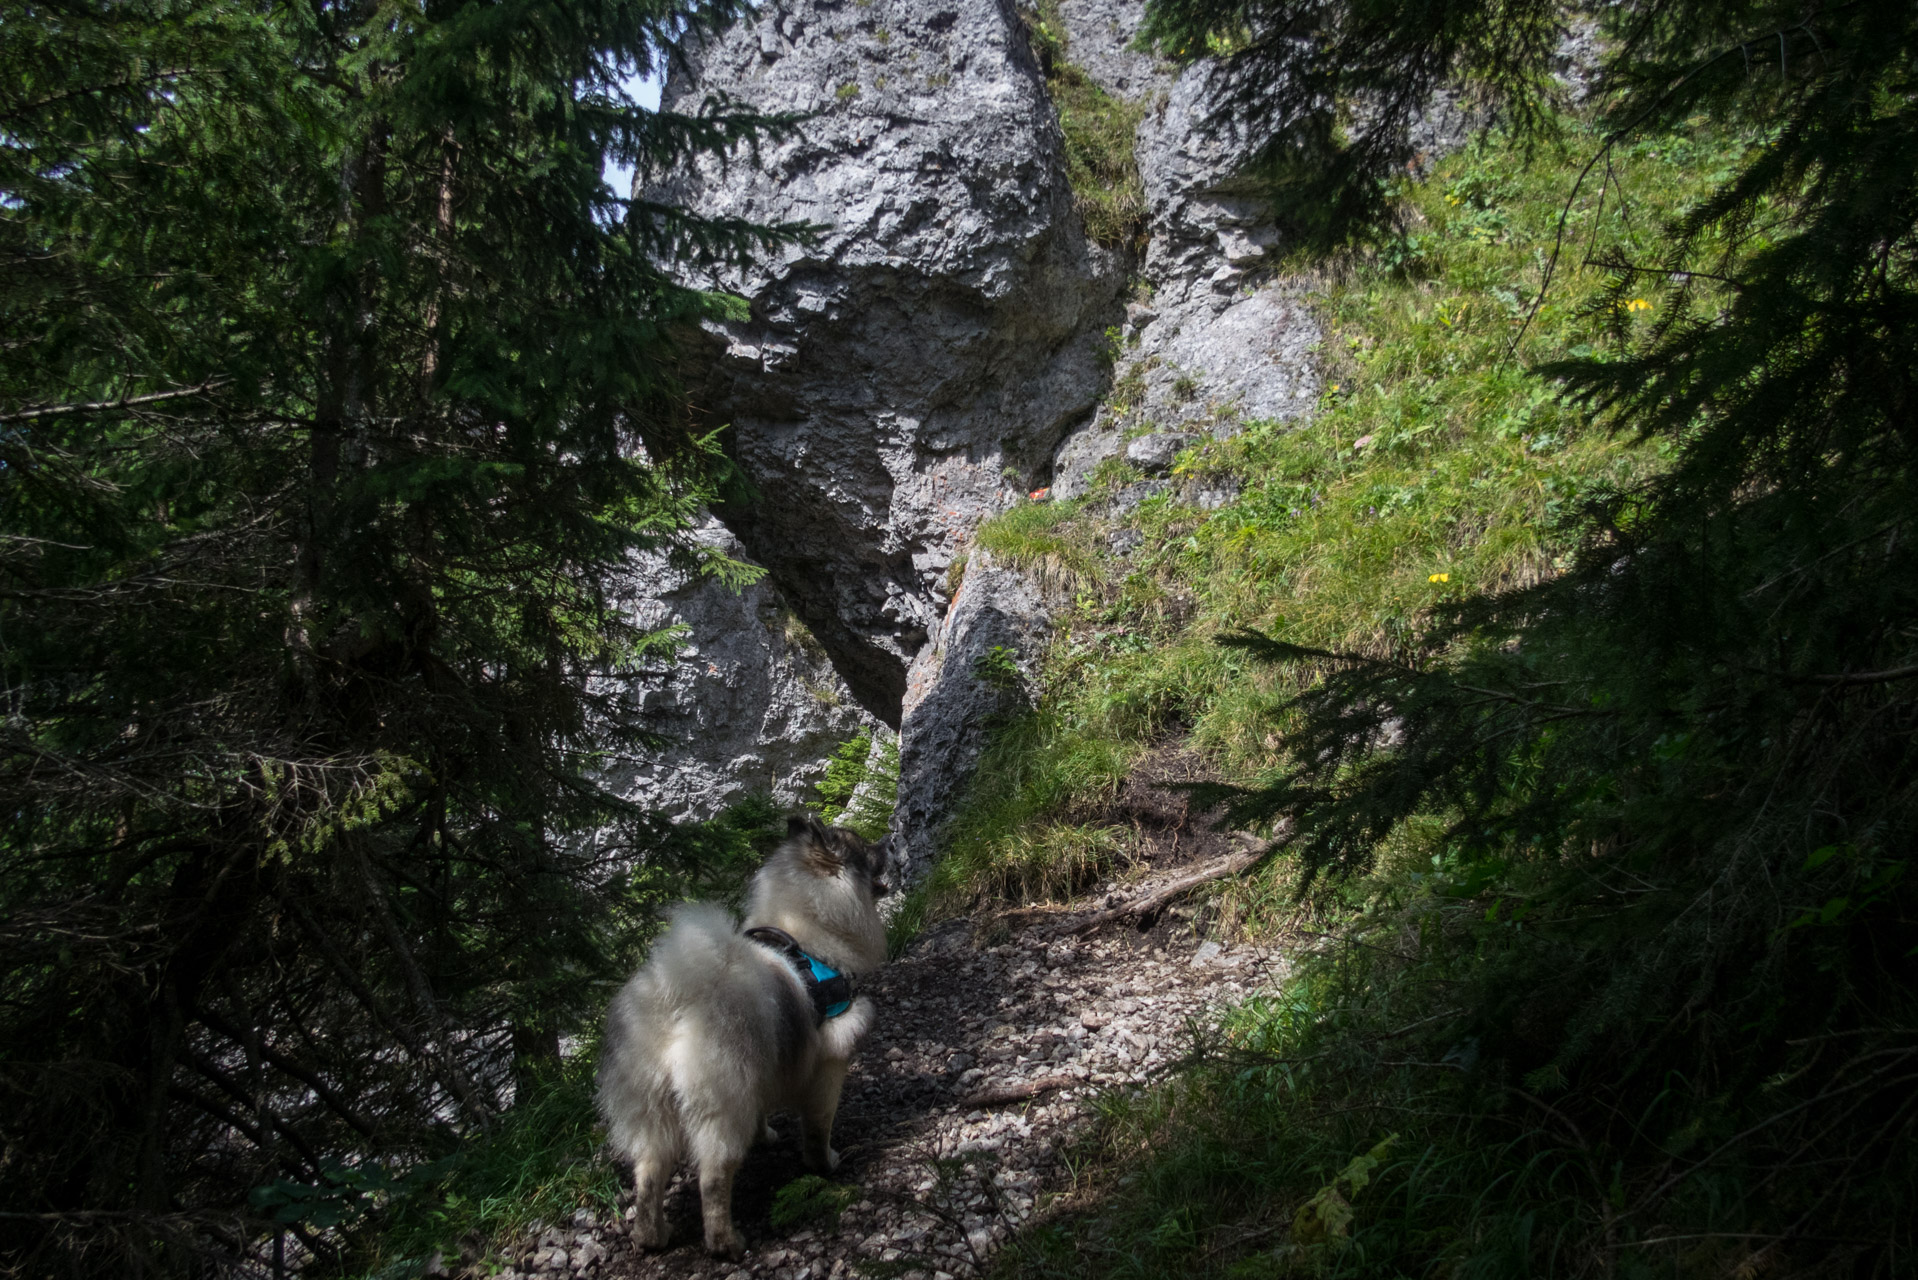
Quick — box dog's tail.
[819,994,876,1060]
[642,901,746,1010]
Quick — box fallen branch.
[1059,828,1287,937]
[0,378,226,423]
[957,1074,1077,1109]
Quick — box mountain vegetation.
[6,0,1916,1276]
[0,1,802,1273]
[950,0,1918,1275]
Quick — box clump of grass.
[934,820,1131,909]
[924,710,1138,913]
[778,607,830,663]
[1053,65,1148,247]
[974,497,1104,594]
[1109,359,1149,416]
[1019,1,1149,247]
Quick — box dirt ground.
[492,750,1289,1280]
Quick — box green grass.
[1053,63,1149,247]
[993,898,1622,1280]
[931,118,1777,1277]
[1023,0,1150,248]
[341,1064,619,1279]
[924,710,1139,914]
[769,1174,858,1231]
[957,119,1747,822]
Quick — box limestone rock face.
[595,520,876,824]
[891,553,1051,882]
[621,0,1343,863]
[1054,0,1158,100]
[1051,4,1321,500]
[650,0,1125,722]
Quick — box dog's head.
[786,813,889,901]
[743,813,891,973]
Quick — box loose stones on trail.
[502,882,1288,1280]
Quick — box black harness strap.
[744,926,855,1024]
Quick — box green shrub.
[812,729,900,842]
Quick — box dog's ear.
[788,813,842,874]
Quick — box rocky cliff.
[594,519,877,824]
[621,0,1325,879]
[652,0,1124,723]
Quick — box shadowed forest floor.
[487,757,1289,1280]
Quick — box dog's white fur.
[596,817,888,1258]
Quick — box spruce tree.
[0,0,801,1272]
[1150,0,1918,1263]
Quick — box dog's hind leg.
[618,1117,679,1250]
[686,1117,753,1259]
[630,1145,676,1248]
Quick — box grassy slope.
[922,120,1764,1277]
[932,120,1736,919]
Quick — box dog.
[596,814,890,1258]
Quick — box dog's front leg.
[804,997,875,1172]
[799,1055,851,1172]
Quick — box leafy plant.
[769,1175,858,1231]
[972,645,1028,694]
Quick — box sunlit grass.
[947,118,1761,1279]
[960,120,1745,814]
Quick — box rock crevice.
[649,0,1125,723]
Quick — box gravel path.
[490,761,1290,1280]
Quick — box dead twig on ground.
[1058,828,1287,937]
[957,1074,1078,1109]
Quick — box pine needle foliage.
[0,1,803,1273]
[1141,0,1570,248]
[811,728,900,842]
[1047,0,1918,1273]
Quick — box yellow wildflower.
[1429,572,1450,583]
[1625,298,1652,312]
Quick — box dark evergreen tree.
[1150,0,1918,1266]
[0,1,802,1273]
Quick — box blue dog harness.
[745,926,854,1022]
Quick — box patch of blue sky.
[603,70,663,201]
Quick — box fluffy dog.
[596,815,890,1258]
